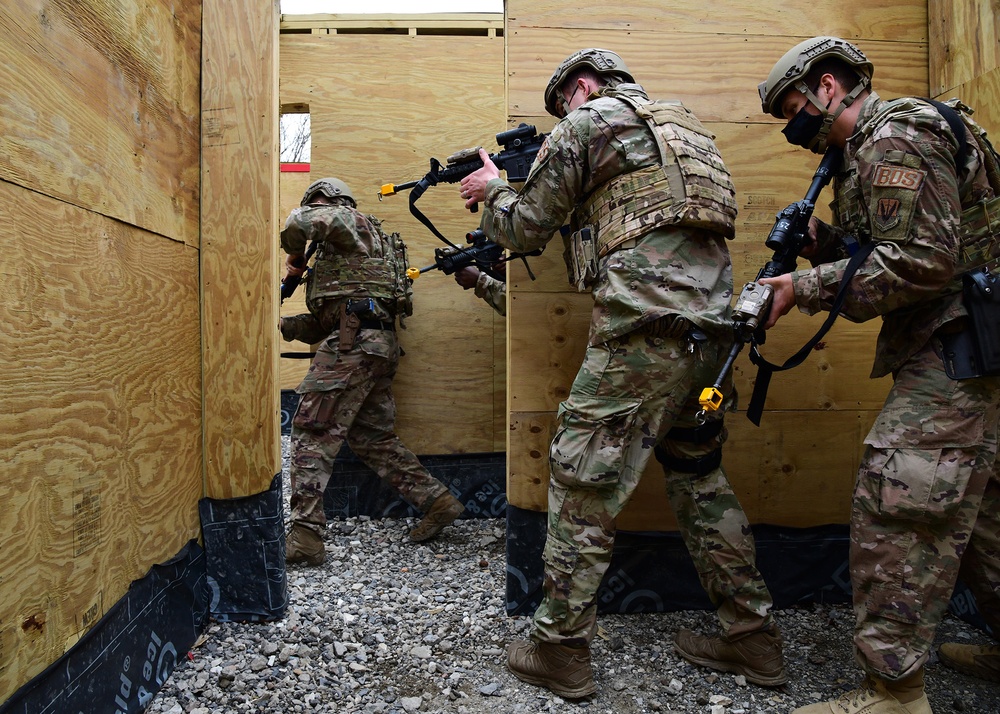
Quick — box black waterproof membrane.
[0,541,208,714]
[321,446,507,521]
[199,473,288,622]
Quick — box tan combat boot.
[507,639,597,699]
[791,671,931,714]
[409,491,464,542]
[285,523,325,566]
[938,642,1000,682]
[673,625,787,686]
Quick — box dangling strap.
[745,241,877,425]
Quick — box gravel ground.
[147,440,999,714]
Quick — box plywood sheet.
[945,67,1000,140]
[929,0,1000,95]
[0,0,201,245]
[0,183,202,698]
[280,12,504,33]
[279,32,507,454]
[393,285,507,454]
[201,0,281,499]
[506,31,928,121]
[509,0,926,42]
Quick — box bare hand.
[756,274,795,329]
[283,253,306,283]
[459,149,501,209]
[454,266,481,289]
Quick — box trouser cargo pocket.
[549,396,641,490]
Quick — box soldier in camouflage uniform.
[454,264,506,316]
[280,178,464,566]
[458,49,785,698]
[757,37,1000,713]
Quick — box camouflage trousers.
[851,336,1000,680]
[531,322,775,646]
[288,332,447,532]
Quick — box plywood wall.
[279,16,507,454]
[505,0,934,528]
[0,0,203,699]
[930,0,1000,139]
[200,0,281,499]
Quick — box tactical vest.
[950,103,1000,271]
[575,90,738,260]
[308,213,414,325]
[850,97,1000,272]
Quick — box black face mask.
[782,106,826,150]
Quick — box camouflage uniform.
[787,92,1000,680]
[474,272,506,316]
[281,202,450,533]
[480,83,776,646]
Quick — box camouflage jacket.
[480,84,734,344]
[475,273,506,316]
[790,92,996,377]
[280,203,400,340]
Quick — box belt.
[331,319,395,332]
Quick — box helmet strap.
[793,77,869,152]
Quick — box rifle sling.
[745,240,877,426]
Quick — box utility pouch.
[941,267,1000,379]
[338,302,361,351]
[565,226,598,292]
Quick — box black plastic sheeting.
[320,446,507,521]
[199,473,288,622]
[280,389,299,435]
[0,540,208,714]
[505,505,993,635]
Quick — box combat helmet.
[758,36,874,118]
[301,177,355,207]
[544,48,635,118]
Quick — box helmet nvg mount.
[758,36,874,119]
[301,177,356,207]
[544,48,635,118]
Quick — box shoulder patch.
[871,162,925,190]
[868,161,926,241]
[533,138,551,167]
[873,197,901,232]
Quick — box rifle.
[279,241,317,304]
[377,123,547,251]
[698,147,845,423]
[406,228,542,282]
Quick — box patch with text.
[871,162,925,191]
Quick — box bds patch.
[869,161,924,241]
[871,162,925,191]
